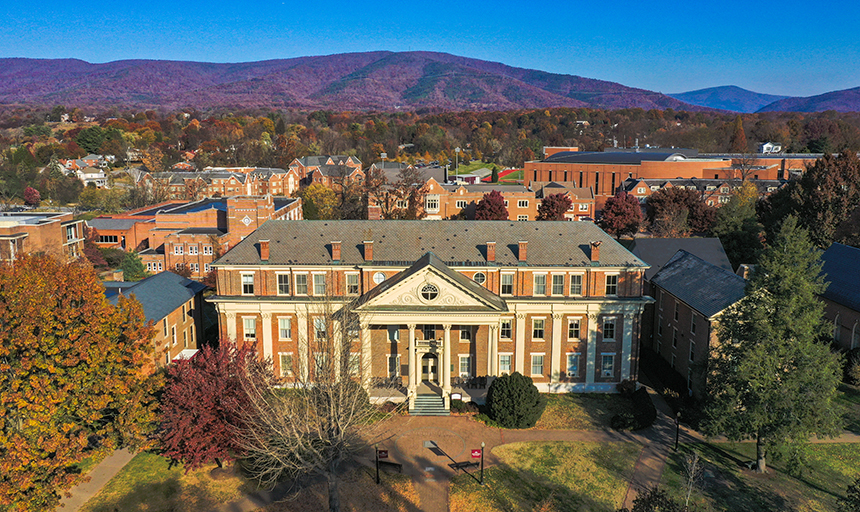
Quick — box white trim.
[530,353,546,377]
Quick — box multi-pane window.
[691,315,697,335]
[534,274,547,295]
[313,274,326,296]
[346,274,359,295]
[174,245,183,255]
[314,318,326,340]
[396,200,407,209]
[457,355,471,378]
[674,301,679,321]
[601,355,614,377]
[98,235,118,243]
[578,203,588,211]
[388,355,401,378]
[188,246,198,255]
[531,354,544,376]
[314,353,328,375]
[499,354,512,374]
[278,317,291,339]
[241,274,254,294]
[567,353,580,376]
[425,195,440,211]
[279,353,293,376]
[603,318,616,340]
[203,245,213,255]
[569,274,582,295]
[243,317,256,340]
[460,326,471,341]
[190,263,198,273]
[204,263,210,273]
[295,274,308,295]
[501,274,514,295]
[658,317,663,336]
[568,319,581,339]
[518,200,529,208]
[500,320,512,339]
[690,341,696,362]
[605,274,618,295]
[672,328,678,348]
[456,200,467,209]
[532,318,545,339]
[551,274,564,295]
[423,325,436,340]
[277,274,290,295]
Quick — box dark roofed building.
[646,250,747,399]
[210,220,653,414]
[630,237,732,281]
[820,243,860,351]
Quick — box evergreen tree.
[704,216,843,473]
[120,251,149,281]
[486,372,546,428]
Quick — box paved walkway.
[56,448,136,512]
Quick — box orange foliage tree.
[0,255,159,511]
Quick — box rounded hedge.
[486,372,546,428]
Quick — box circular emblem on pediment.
[418,282,439,303]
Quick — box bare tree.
[235,292,393,512]
[682,451,705,510]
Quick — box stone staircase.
[410,394,449,416]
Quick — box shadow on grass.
[81,476,219,512]
[838,383,860,432]
[536,394,633,430]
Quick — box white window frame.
[203,245,213,255]
[578,203,588,212]
[425,194,440,212]
[690,314,697,335]
[278,317,292,340]
[388,354,401,378]
[690,340,696,362]
[499,353,513,374]
[532,318,546,340]
[605,273,619,296]
[459,355,472,378]
[534,273,547,296]
[500,319,512,339]
[346,273,360,295]
[313,273,326,296]
[455,199,467,209]
[551,274,565,296]
[500,273,514,295]
[566,353,580,377]
[241,273,255,295]
[517,200,529,208]
[294,273,308,295]
[314,317,326,340]
[188,245,198,255]
[531,354,545,376]
[569,274,583,296]
[173,245,183,255]
[602,317,616,341]
[601,354,614,378]
[277,273,291,295]
[279,353,293,376]
[243,317,256,340]
[204,263,211,273]
[517,214,528,221]
[568,318,581,340]
[459,326,471,342]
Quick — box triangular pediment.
[355,253,507,312]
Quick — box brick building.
[0,211,84,263]
[104,271,207,369]
[648,250,746,399]
[209,220,653,413]
[621,177,786,207]
[821,243,860,352]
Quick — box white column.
[550,313,563,384]
[225,312,237,342]
[407,323,417,394]
[487,325,497,375]
[260,312,273,361]
[621,311,634,381]
[514,313,526,374]
[360,320,372,388]
[442,324,452,408]
[297,312,309,382]
[586,311,598,385]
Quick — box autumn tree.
[83,225,108,267]
[600,190,642,238]
[298,183,339,220]
[711,181,764,268]
[23,186,40,206]
[159,342,259,471]
[390,165,427,220]
[0,255,158,510]
[173,263,193,279]
[536,193,572,220]
[704,217,842,473]
[141,147,165,173]
[646,187,716,236]
[729,115,748,153]
[474,190,509,220]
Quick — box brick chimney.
[331,241,342,262]
[363,240,373,262]
[518,240,528,264]
[590,240,602,266]
[259,239,270,262]
[486,242,496,263]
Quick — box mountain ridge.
[668,85,789,113]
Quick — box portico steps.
[410,394,449,416]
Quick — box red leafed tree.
[536,193,572,221]
[23,186,40,206]
[83,226,107,267]
[475,190,509,220]
[159,341,263,471]
[600,190,643,238]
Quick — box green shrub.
[611,387,657,431]
[846,348,860,386]
[450,399,468,413]
[486,372,547,429]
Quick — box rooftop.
[631,237,732,281]
[104,271,207,323]
[651,250,747,318]
[820,243,860,312]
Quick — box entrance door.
[421,353,438,383]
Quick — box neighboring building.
[630,237,733,281]
[621,177,786,207]
[89,196,303,279]
[532,182,596,220]
[648,250,747,399]
[758,142,783,154]
[0,211,84,263]
[104,271,207,369]
[289,155,363,184]
[821,243,860,351]
[74,166,109,188]
[210,220,653,413]
[136,167,304,200]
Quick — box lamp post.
[480,441,485,485]
[380,152,387,169]
[455,147,460,176]
[675,411,681,451]
[375,444,380,484]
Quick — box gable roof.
[214,220,648,269]
[631,237,732,280]
[820,243,860,311]
[104,271,207,323]
[651,250,746,318]
[354,252,507,312]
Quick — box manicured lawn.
[837,383,860,432]
[661,442,860,512]
[259,467,420,512]
[535,393,633,430]
[451,161,501,176]
[80,452,251,512]
[500,169,524,181]
[449,441,642,512]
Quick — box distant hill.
[756,86,860,113]
[668,85,789,113]
[0,52,707,112]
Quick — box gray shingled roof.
[105,272,207,323]
[821,243,860,312]
[651,250,746,318]
[355,252,508,312]
[214,220,648,268]
[88,218,149,231]
[631,237,732,281]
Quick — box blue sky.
[2,0,858,97]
